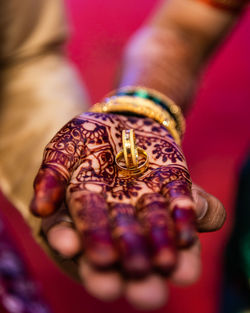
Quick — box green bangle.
[107,86,185,136]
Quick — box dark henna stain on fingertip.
[172,206,196,248]
[31,169,66,216]
[30,198,58,217]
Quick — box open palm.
[30,112,225,309]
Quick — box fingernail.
[193,190,208,221]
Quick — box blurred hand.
[31,112,226,310]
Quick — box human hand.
[31,112,226,309]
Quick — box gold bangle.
[105,86,185,136]
[122,129,139,168]
[115,147,149,177]
[91,96,181,145]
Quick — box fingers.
[109,202,150,277]
[79,259,168,310]
[79,258,124,301]
[192,185,226,232]
[67,191,117,268]
[170,239,201,286]
[136,193,177,275]
[30,167,66,217]
[30,118,84,217]
[162,179,196,248]
[42,205,81,258]
[47,223,82,258]
[125,275,168,310]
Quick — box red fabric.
[0,1,250,313]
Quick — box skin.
[43,183,225,310]
[31,0,242,309]
[31,112,226,309]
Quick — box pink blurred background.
[1,0,250,312]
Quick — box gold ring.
[115,147,149,177]
[122,129,139,168]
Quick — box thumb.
[192,184,226,232]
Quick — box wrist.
[119,26,200,113]
[91,86,185,145]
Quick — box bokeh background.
[1,0,250,312]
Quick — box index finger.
[30,118,85,217]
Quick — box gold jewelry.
[91,96,181,145]
[115,148,149,177]
[107,86,185,136]
[122,129,139,168]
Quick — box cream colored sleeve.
[0,0,89,266]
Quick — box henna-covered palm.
[31,112,196,277]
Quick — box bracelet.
[91,94,182,145]
[106,86,185,136]
[193,0,249,13]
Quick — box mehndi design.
[31,112,196,276]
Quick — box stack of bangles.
[91,86,185,177]
[193,0,249,13]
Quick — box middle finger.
[109,202,150,277]
[136,192,177,275]
[67,189,118,268]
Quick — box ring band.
[122,129,139,168]
[115,147,149,177]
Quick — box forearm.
[119,0,243,113]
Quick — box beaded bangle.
[194,0,249,13]
[106,86,185,136]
